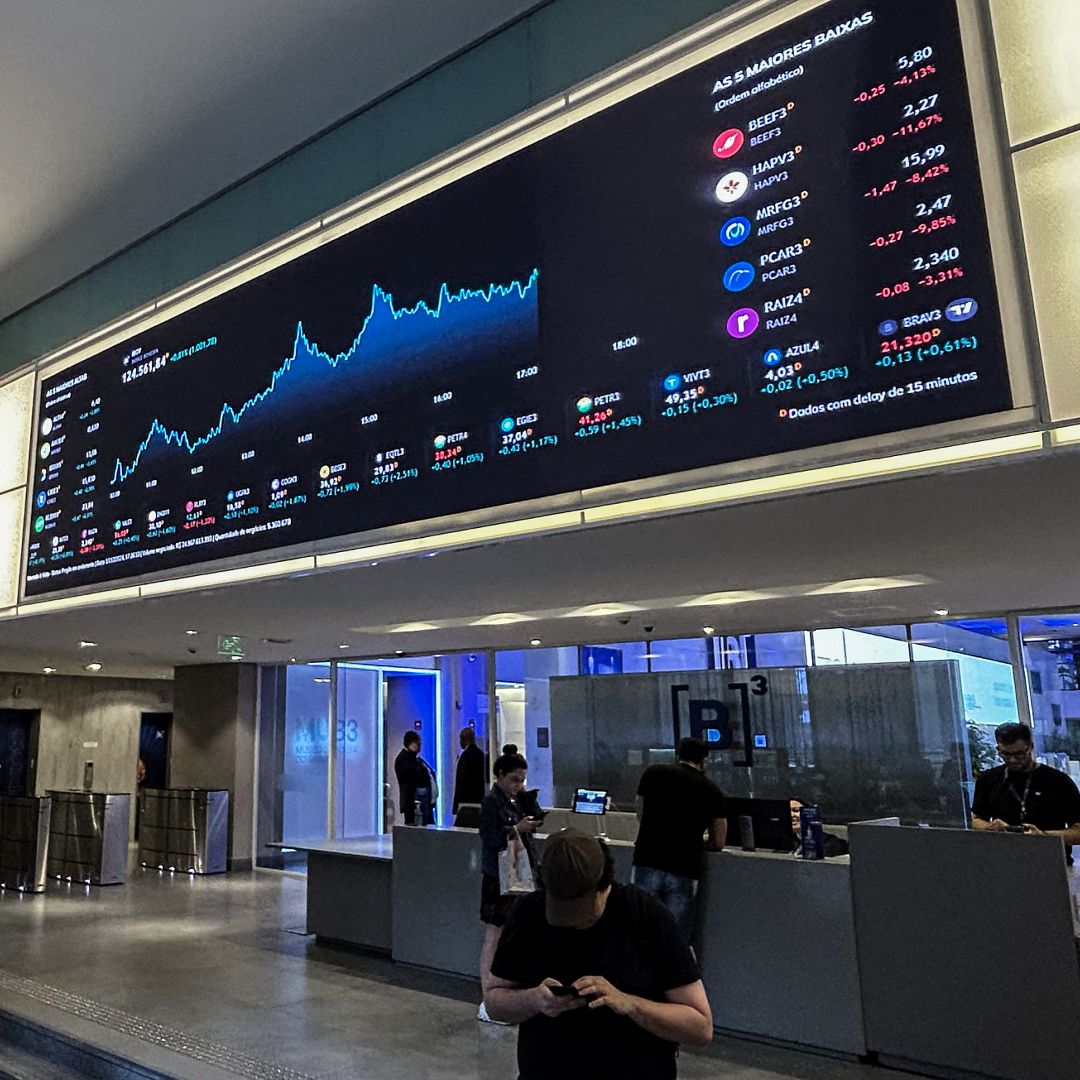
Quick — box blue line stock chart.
[26,0,1013,595]
[110,271,540,487]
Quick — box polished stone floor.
[0,867,912,1080]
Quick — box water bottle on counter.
[799,804,826,860]
[739,814,755,852]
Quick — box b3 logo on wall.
[670,675,768,766]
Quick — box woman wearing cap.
[477,751,539,1022]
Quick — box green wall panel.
[0,0,737,379]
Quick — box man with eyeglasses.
[971,722,1080,856]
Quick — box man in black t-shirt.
[972,722,1080,852]
[486,830,713,1080]
[632,737,727,941]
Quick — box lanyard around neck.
[1004,768,1035,821]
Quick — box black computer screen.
[727,797,795,852]
[25,0,1011,595]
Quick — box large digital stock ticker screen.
[26,0,1012,596]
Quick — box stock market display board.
[26,0,1012,595]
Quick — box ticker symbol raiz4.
[110,271,540,486]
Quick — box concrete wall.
[0,671,172,797]
[171,663,258,869]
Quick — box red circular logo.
[712,128,745,159]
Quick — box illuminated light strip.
[18,0,796,379]
[678,590,783,607]
[138,556,315,597]
[1050,424,1080,446]
[315,510,583,569]
[159,222,323,309]
[38,305,158,379]
[321,101,567,229]
[581,433,1044,524]
[16,586,142,614]
[806,576,926,595]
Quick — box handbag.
[498,829,536,896]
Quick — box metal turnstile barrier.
[0,795,51,893]
[45,791,130,885]
[138,789,229,874]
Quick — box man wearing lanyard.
[971,722,1080,856]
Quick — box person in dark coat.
[453,727,487,814]
[395,732,434,825]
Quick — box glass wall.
[1022,615,1080,783]
[254,614,1080,869]
[495,647,578,807]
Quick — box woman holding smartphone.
[477,750,539,1022]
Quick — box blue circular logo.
[763,348,783,367]
[878,319,899,336]
[227,491,235,502]
[35,491,46,508]
[945,298,978,322]
[663,374,682,392]
[500,417,515,433]
[719,216,752,247]
[723,261,756,293]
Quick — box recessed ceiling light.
[934,608,950,617]
[185,629,199,636]
[83,662,102,672]
[338,643,350,650]
[230,655,242,662]
[395,649,404,655]
[42,667,56,675]
[530,638,542,646]
[78,640,97,649]
[289,657,297,663]
[702,625,716,635]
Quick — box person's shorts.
[480,874,518,927]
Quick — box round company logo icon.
[500,417,515,433]
[39,442,51,460]
[878,319,899,336]
[432,435,447,450]
[576,396,593,414]
[726,307,760,339]
[712,128,745,159]
[945,297,978,322]
[40,417,53,436]
[719,216,752,247]
[763,348,784,367]
[663,374,682,392]
[715,171,750,204]
[35,491,46,508]
[33,516,45,533]
[723,261,756,293]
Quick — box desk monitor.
[573,788,607,815]
[726,797,794,852]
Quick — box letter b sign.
[689,698,733,748]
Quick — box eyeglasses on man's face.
[997,745,1031,761]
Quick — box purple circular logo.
[726,307,760,339]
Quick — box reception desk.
[298,826,857,1052]
[697,848,863,1055]
[276,836,394,953]
[850,822,1080,1080]
[289,822,1080,1078]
